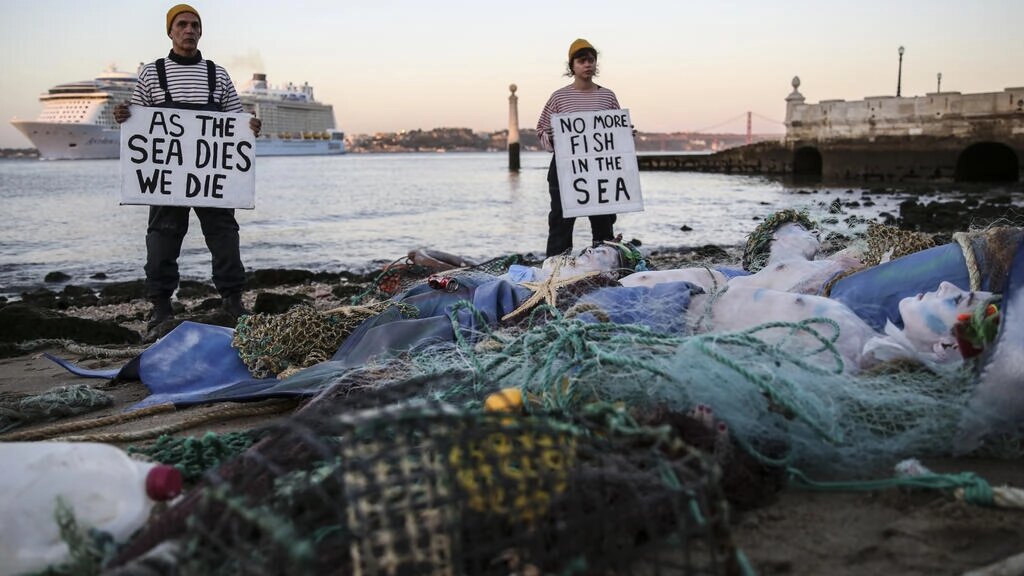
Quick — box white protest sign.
[551,108,643,218]
[119,106,255,209]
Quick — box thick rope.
[10,339,145,358]
[563,302,610,323]
[0,401,175,441]
[954,231,983,292]
[53,400,297,443]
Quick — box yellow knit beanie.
[166,4,201,34]
[568,38,595,61]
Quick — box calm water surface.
[0,151,1013,298]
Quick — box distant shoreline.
[0,148,38,159]
[0,129,783,159]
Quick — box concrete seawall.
[640,80,1024,183]
[639,134,1023,183]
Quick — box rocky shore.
[0,240,750,357]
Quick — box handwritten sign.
[119,106,255,209]
[551,109,643,217]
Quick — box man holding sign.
[536,38,640,257]
[114,4,261,333]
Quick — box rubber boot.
[146,298,174,332]
[221,293,247,323]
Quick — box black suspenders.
[155,58,217,106]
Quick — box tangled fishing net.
[106,223,1022,574]
[859,222,937,266]
[413,307,979,474]
[233,302,417,378]
[0,384,113,434]
[113,398,741,575]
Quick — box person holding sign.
[113,4,261,333]
[536,38,627,257]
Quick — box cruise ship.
[11,66,135,160]
[11,67,344,160]
[238,73,345,156]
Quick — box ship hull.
[13,121,346,160]
[12,121,119,160]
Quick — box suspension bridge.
[687,111,786,145]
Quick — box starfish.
[502,257,600,321]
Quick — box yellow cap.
[166,4,200,34]
[568,38,595,61]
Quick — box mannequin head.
[898,281,994,356]
[768,222,822,263]
[541,241,644,278]
[742,210,818,272]
[572,244,623,272]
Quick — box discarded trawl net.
[120,400,739,575]
[110,250,1018,573]
[284,303,980,475]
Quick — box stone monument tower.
[508,83,520,171]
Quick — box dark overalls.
[545,156,616,257]
[145,58,245,301]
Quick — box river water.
[0,151,1018,298]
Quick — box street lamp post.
[897,46,905,97]
[937,72,942,93]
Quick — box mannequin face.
[769,222,821,262]
[572,244,621,271]
[542,244,621,275]
[898,281,992,345]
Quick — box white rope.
[953,232,982,292]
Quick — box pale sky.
[2,0,1021,148]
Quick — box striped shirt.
[536,84,621,152]
[131,56,243,112]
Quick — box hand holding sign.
[119,106,256,209]
[551,109,643,218]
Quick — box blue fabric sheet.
[46,277,533,407]
[330,276,531,366]
[830,243,971,331]
[42,354,120,379]
[132,321,278,409]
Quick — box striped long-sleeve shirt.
[536,84,621,152]
[131,52,243,113]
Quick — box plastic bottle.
[0,442,182,576]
